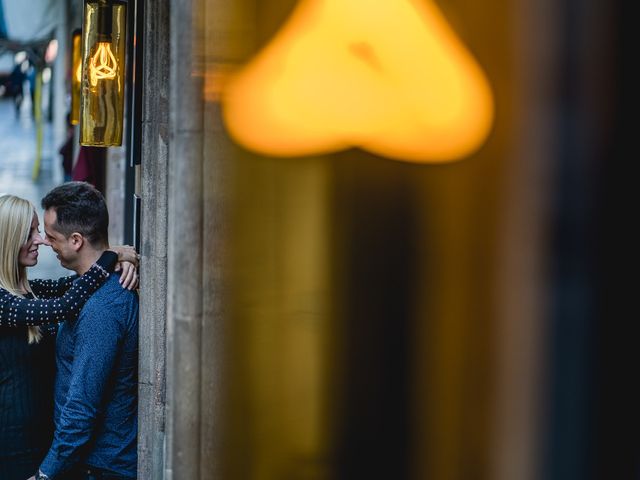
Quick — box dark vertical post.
[124,0,144,245]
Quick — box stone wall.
[138,0,170,478]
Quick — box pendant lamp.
[80,0,127,147]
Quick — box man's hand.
[26,476,35,480]
[115,260,139,290]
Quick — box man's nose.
[34,233,50,246]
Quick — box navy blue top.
[0,297,56,480]
[39,274,139,479]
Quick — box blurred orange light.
[222,0,494,163]
[71,30,82,125]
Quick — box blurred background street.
[0,93,69,280]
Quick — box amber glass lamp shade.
[80,0,127,147]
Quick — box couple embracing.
[0,181,139,480]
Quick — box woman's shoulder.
[0,287,30,301]
[0,286,15,300]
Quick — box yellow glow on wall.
[70,29,82,125]
[221,0,495,163]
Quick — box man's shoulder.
[82,275,139,315]
[92,274,138,299]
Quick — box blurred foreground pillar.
[137,0,557,479]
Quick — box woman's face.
[18,213,45,267]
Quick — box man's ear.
[69,232,85,251]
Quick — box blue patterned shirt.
[39,274,139,479]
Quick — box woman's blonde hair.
[0,195,42,344]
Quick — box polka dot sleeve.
[29,276,78,299]
[0,251,118,327]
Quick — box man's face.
[18,212,45,268]
[44,208,78,270]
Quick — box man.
[31,182,138,480]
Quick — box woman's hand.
[114,261,139,290]
[109,245,139,267]
[109,246,140,290]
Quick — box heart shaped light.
[221,0,495,163]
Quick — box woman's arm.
[110,245,139,266]
[29,245,139,296]
[40,322,60,337]
[29,276,78,299]
[0,251,118,327]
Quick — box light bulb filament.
[89,42,118,87]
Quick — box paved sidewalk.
[0,96,70,280]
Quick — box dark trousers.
[62,464,136,480]
[0,449,45,480]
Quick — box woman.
[0,194,138,480]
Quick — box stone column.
[164,0,205,477]
[138,0,171,478]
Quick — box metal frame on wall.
[123,0,144,249]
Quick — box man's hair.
[41,181,109,247]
